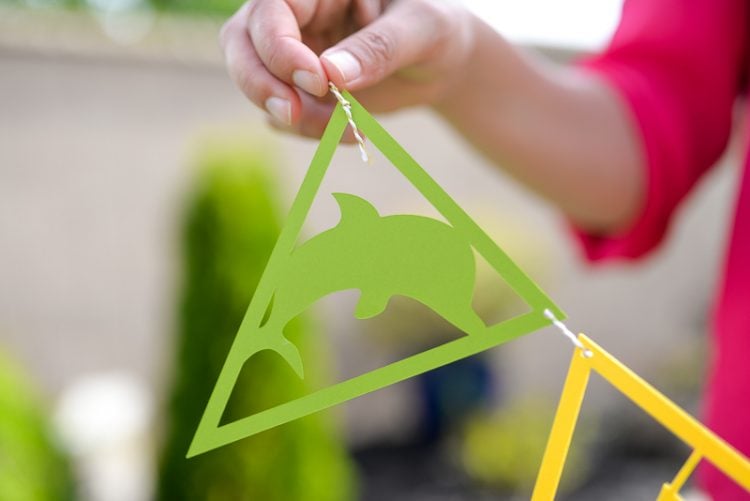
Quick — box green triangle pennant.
[187,92,564,457]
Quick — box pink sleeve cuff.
[570,56,692,262]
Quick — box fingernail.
[322,50,361,83]
[292,70,324,96]
[265,97,291,125]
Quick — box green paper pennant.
[188,92,564,457]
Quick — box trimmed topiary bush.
[156,138,355,501]
[0,347,75,501]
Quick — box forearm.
[434,15,644,233]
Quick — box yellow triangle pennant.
[533,334,750,499]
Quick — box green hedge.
[0,347,75,501]
[156,139,355,501]
[150,0,242,16]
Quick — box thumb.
[320,1,450,90]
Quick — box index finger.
[248,0,328,96]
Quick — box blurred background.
[0,0,738,499]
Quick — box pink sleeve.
[574,0,746,261]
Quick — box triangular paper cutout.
[188,92,564,457]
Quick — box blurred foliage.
[156,137,356,501]
[3,0,244,16]
[150,0,241,16]
[460,398,591,494]
[5,0,245,16]
[0,347,75,501]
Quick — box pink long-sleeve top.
[577,0,750,498]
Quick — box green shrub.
[461,398,591,494]
[156,138,355,501]
[150,0,242,16]
[0,347,75,501]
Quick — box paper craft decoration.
[532,334,750,500]
[188,92,563,457]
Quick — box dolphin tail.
[275,338,305,379]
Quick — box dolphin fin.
[332,193,379,226]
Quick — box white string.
[329,82,370,164]
[544,309,593,358]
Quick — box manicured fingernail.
[265,97,291,125]
[292,70,324,96]
[322,50,361,83]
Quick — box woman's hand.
[219,0,474,138]
[220,0,643,233]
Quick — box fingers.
[247,0,329,97]
[302,0,351,37]
[320,0,452,90]
[222,0,457,138]
[268,92,358,142]
[221,4,301,125]
[346,76,445,112]
[351,0,381,27]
